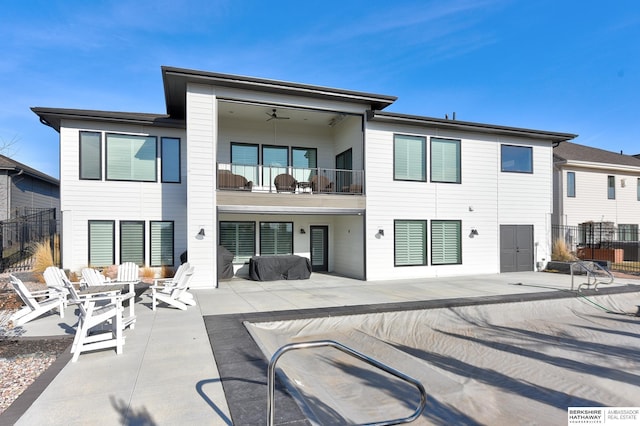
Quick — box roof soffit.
[162,66,397,120]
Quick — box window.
[231,142,258,184]
[219,221,255,263]
[637,178,640,201]
[394,134,426,181]
[106,134,157,181]
[618,224,638,242]
[292,147,317,169]
[292,147,317,182]
[501,145,533,173]
[88,220,114,267]
[394,220,427,266]
[150,221,174,266]
[260,222,293,255]
[120,221,145,265]
[263,145,289,185]
[431,138,461,183]
[431,220,462,265]
[608,175,615,199]
[80,131,102,180]
[336,148,353,192]
[161,137,181,183]
[567,172,576,197]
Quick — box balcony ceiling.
[218,100,343,128]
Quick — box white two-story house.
[33,66,575,287]
[553,141,640,253]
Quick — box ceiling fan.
[266,108,290,121]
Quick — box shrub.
[161,265,175,279]
[552,238,575,261]
[141,266,155,283]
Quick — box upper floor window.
[608,175,615,199]
[161,137,181,183]
[106,134,157,182]
[501,145,532,173]
[394,134,426,181]
[292,147,317,182]
[80,131,102,180]
[230,142,259,183]
[637,178,640,201]
[567,172,576,197]
[431,138,461,183]
[262,145,289,184]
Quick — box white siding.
[58,121,186,274]
[364,123,554,280]
[332,215,365,279]
[186,83,217,288]
[557,166,640,227]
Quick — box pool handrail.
[570,260,614,291]
[267,339,427,426]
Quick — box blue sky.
[1,0,639,178]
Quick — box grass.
[31,237,59,282]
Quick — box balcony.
[216,163,364,195]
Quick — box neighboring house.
[553,141,640,236]
[32,66,575,288]
[0,154,59,221]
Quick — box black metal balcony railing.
[216,163,364,195]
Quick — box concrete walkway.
[3,271,640,425]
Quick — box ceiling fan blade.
[266,109,290,121]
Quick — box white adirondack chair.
[151,264,196,310]
[81,268,110,288]
[152,262,190,290]
[116,262,139,283]
[9,274,65,326]
[42,266,78,308]
[81,267,138,329]
[42,266,69,303]
[62,277,132,362]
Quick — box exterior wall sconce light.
[378,229,384,236]
[470,228,479,237]
[300,228,306,234]
[198,228,205,237]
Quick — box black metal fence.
[0,208,59,272]
[552,223,640,275]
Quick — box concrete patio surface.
[2,271,640,425]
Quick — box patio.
[3,271,640,425]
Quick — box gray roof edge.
[162,66,398,109]
[0,153,59,184]
[370,111,577,142]
[31,107,185,132]
[553,141,640,168]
